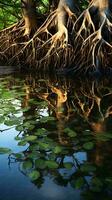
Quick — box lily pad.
[28,170,40,181]
[0,147,12,154]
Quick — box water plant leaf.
[64,128,77,137]
[35,159,47,169]
[80,163,96,173]
[35,128,47,136]
[46,160,58,169]
[18,140,28,146]
[83,142,94,150]
[14,153,23,159]
[40,116,55,123]
[22,161,32,169]
[28,170,40,181]
[24,135,37,142]
[38,142,50,150]
[54,146,62,154]
[0,147,12,154]
[0,116,5,124]
[75,177,85,189]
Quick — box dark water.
[0,72,112,200]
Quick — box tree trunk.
[21,0,38,36]
[49,0,59,11]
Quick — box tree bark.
[21,0,38,36]
[57,0,78,40]
[49,0,59,11]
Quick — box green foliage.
[0,0,21,29]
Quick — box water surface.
[0,72,112,200]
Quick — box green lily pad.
[28,170,40,181]
[22,161,32,169]
[46,160,58,169]
[83,142,94,150]
[0,147,12,154]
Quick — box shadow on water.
[0,70,112,200]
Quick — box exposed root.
[0,0,112,73]
[72,0,112,73]
[35,6,76,70]
[0,5,76,69]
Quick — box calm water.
[0,72,112,200]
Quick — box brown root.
[72,0,112,73]
[0,0,112,74]
[0,3,76,69]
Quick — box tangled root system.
[0,0,112,74]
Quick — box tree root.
[0,6,76,69]
[72,0,112,73]
[0,0,112,73]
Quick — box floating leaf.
[14,153,23,159]
[46,160,58,169]
[0,147,12,154]
[64,128,77,137]
[2,91,13,99]
[14,136,21,141]
[54,146,62,154]
[38,142,50,150]
[35,159,47,169]
[4,117,20,126]
[18,140,28,146]
[23,121,35,130]
[28,170,40,181]
[35,128,47,136]
[22,161,32,169]
[40,116,55,123]
[80,164,96,173]
[75,177,85,189]
[16,125,24,132]
[83,142,94,150]
[0,116,5,124]
[24,135,37,142]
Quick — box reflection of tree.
[1,74,112,199]
[23,74,112,133]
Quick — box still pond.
[0,71,112,200]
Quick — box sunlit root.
[32,2,77,70]
[0,20,25,64]
[1,0,112,73]
[4,1,76,69]
[72,0,112,73]
[0,13,44,65]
